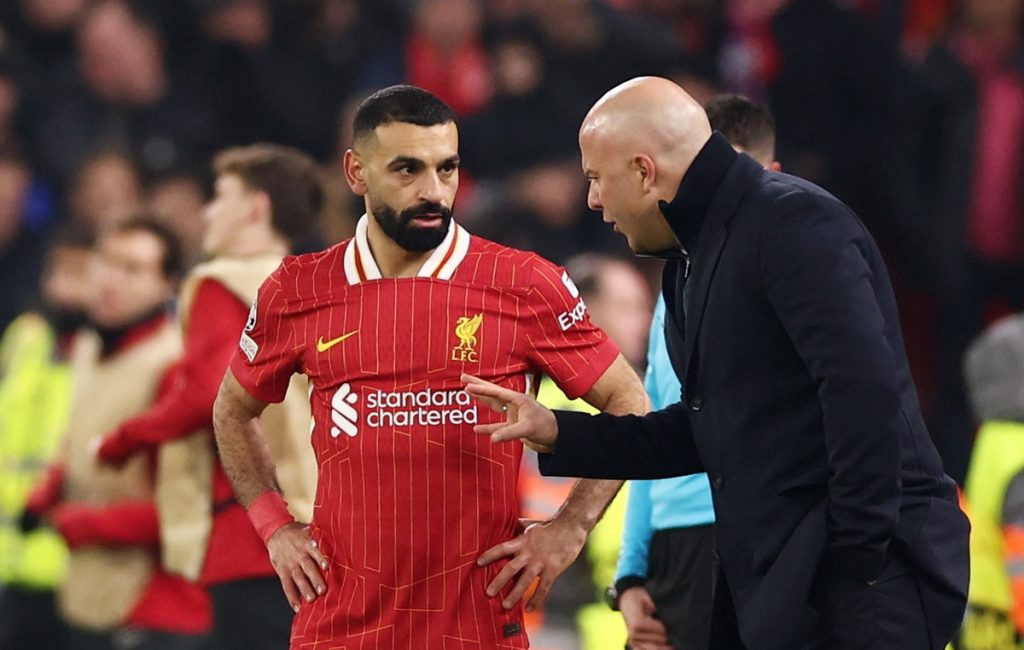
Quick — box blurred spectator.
[0,225,92,650]
[891,0,1024,482]
[631,0,728,88]
[68,150,142,233]
[960,313,1024,646]
[525,0,679,117]
[197,0,350,159]
[26,0,222,185]
[404,0,493,115]
[564,253,653,371]
[25,216,211,648]
[147,172,208,268]
[719,0,900,217]
[320,94,367,245]
[460,22,579,179]
[0,151,44,333]
[472,159,625,264]
[0,62,23,154]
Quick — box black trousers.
[627,524,715,650]
[209,576,293,650]
[64,625,208,650]
[0,586,65,650]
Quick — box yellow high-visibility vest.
[0,314,71,589]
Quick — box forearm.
[117,386,214,448]
[55,501,160,548]
[542,402,702,479]
[553,354,650,526]
[821,385,902,578]
[212,373,279,507]
[555,479,624,534]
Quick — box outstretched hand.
[461,374,559,453]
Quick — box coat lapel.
[683,223,728,389]
[682,156,762,390]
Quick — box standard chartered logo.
[330,383,359,438]
[328,384,478,437]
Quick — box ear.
[768,161,782,172]
[633,153,657,192]
[249,190,272,225]
[344,149,368,196]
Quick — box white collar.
[343,214,471,285]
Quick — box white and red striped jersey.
[231,216,619,649]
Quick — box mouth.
[409,214,444,228]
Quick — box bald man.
[463,78,969,649]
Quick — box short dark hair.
[352,85,457,143]
[106,213,185,281]
[705,94,776,158]
[213,143,323,245]
[46,223,95,259]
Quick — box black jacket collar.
[657,132,737,252]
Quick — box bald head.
[581,77,711,188]
[579,77,712,254]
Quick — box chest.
[297,279,531,391]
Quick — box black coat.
[541,134,969,649]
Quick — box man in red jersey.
[95,145,322,649]
[213,85,649,649]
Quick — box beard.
[370,198,453,252]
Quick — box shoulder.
[270,242,349,299]
[459,235,567,293]
[0,312,54,365]
[752,172,864,235]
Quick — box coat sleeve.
[760,192,902,582]
[539,401,702,479]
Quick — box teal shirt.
[615,297,715,581]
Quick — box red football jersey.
[231,217,619,649]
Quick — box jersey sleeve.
[117,280,249,447]
[523,259,619,399]
[229,264,301,403]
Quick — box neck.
[365,215,436,278]
[218,229,289,259]
[93,307,167,357]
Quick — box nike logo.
[316,330,359,352]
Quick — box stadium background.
[0,0,1019,647]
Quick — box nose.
[419,172,445,205]
[587,183,602,211]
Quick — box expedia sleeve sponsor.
[558,299,588,331]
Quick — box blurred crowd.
[0,0,1023,646]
